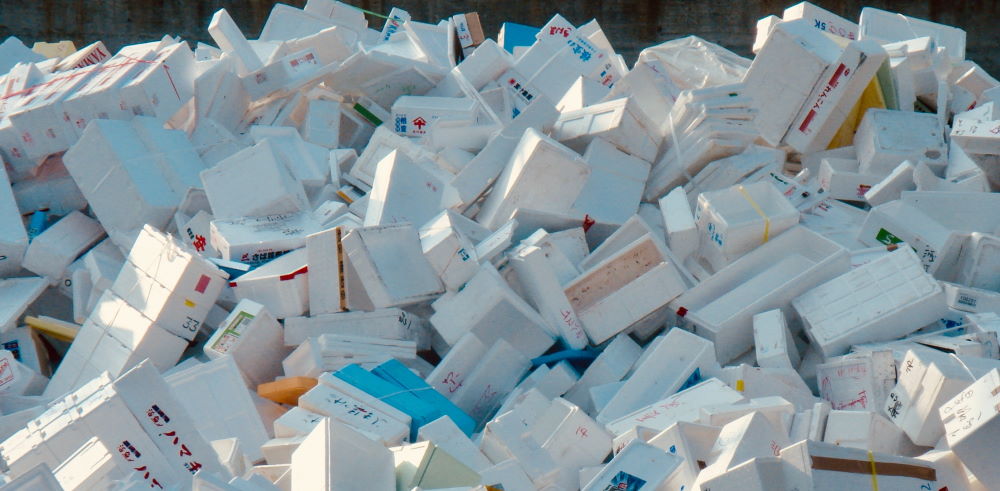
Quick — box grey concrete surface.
[0,1,997,76]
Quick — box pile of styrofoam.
[0,1,999,489]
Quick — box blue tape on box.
[500,22,540,53]
[371,359,476,436]
[333,364,437,441]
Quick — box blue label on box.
[603,471,646,490]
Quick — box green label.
[211,311,255,354]
[353,103,383,126]
[875,228,903,245]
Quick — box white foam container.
[671,225,849,363]
[694,181,800,270]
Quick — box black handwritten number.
[182,317,200,333]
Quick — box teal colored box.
[372,359,476,436]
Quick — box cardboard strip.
[335,227,348,312]
[810,455,936,481]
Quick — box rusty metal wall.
[0,0,998,75]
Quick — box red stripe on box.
[279,266,308,281]
[194,274,211,294]
[798,110,817,132]
[829,63,847,87]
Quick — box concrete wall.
[1,0,998,75]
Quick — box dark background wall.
[1,1,998,76]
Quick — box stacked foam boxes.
[43,225,226,398]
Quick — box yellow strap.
[738,185,770,243]
[867,450,879,491]
[336,190,354,204]
[735,379,745,392]
[25,316,80,343]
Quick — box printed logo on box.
[957,294,978,308]
[211,311,256,354]
[812,18,856,40]
[412,116,427,134]
[603,471,646,490]
[797,64,851,135]
[0,357,13,389]
[1,340,19,360]
[875,228,903,246]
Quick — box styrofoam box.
[390,95,478,138]
[305,226,345,316]
[859,6,966,62]
[0,162,27,277]
[61,120,181,235]
[1,374,184,487]
[290,418,394,491]
[210,212,323,266]
[818,158,882,202]
[0,277,48,333]
[671,226,850,363]
[430,264,554,359]
[743,19,842,146]
[282,334,416,377]
[510,245,588,348]
[535,398,612,472]
[120,42,196,121]
[450,339,531,425]
[165,357,270,463]
[475,127,591,230]
[21,210,104,285]
[231,248,309,319]
[200,139,309,221]
[783,2,859,40]
[43,290,189,398]
[794,247,947,358]
[564,234,686,345]
[780,439,938,489]
[823,409,911,455]
[112,360,227,478]
[581,441,682,491]
[939,369,1000,487]
[884,348,979,446]
[563,334,642,413]
[341,223,443,309]
[815,350,896,413]
[694,411,790,487]
[857,198,964,279]
[854,109,946,176]
[753,309,800,370]
[273,406,325,438]
[204,299,288,388]
[552,97,659,163]
[114,225,228,340]
[572,137,651,225]
[364,149,450,228]
[660,187,699,262]
[597,329,718,424]
[697,456,793,491]
[955,232,1000,292]
[284,308,423,347]
[694,181,800,270]
[297,374,410,445]
[419,210,482,292]
[783,39,887,154]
